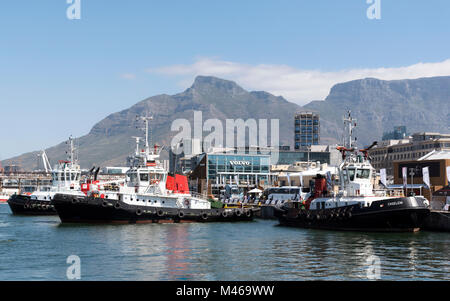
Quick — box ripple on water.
[0,208,449,280]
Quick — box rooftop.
[418,150,450,161]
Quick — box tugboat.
[8,137,85,215]
[275,112,430,232]
[52,116,259,224]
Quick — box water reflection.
[1,204,449,281]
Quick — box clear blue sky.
[1,0,450,159]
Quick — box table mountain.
[4,76,301,169]
[3,75,450,170]
[304,76,450,147]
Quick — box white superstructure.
[91,116,212,210]
[309,111,429,210]
[30,137,85,202]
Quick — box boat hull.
[7,194,57,215]
[275,197,430,232]
[52,194,259,224]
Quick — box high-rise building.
[382,126,408,140]
[294,112,320,150]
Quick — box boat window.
[140,173,149,182]
[150,173,163,181]
[129,172,138,183]
[71,173,75,181]
[346,169,355,181]
[356,169,370,179]
[59,173,64,181]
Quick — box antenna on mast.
[136,114,154,153]
[343,110,357,149]
[132,136,142,155]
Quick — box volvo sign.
[229,161,251,166]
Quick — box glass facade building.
[207,154,270,183]
[190,152,272,197]
[294,112,320,149]
[276,151,331,165]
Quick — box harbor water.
[0,204,449,281]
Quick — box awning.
[248,188,262,194]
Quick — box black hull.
[52,194,260,224]
[275,197,430,232]
[7,194,57,216]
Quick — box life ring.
[178,211,185,218]
[235,209,243,217]
[184,199,190,207]
[201,212,208,220]
[245,210,252,218]
[221,211,228,218]
[24,203,30,209]
[157,210,164,217]
[102,201,109,208]
[114,202,121,209]
[71,198,78,204]
[136,208,143,216]
[346,211,352,219]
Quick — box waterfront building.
[276,145,341,167]
[102,167,130,175]
[370,132,450,176]
[188,147,272,198]
[274,161,337,191]
[393,150,450,203]
[294,111,320,150]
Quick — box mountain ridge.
[3,75,450,169]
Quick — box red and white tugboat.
[275,112,430,232]
[52,116,259,224]
[8,137,85,215]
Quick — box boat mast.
[343,110,357,150]
[137,115,154,154]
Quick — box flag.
[402,167,408,190]
[380,168,387,187]
[422,167,430,189]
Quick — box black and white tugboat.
[275,112,430,232]
[52,116,259,224]
[8,137,85,215]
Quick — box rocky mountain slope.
[3,75,450,170]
